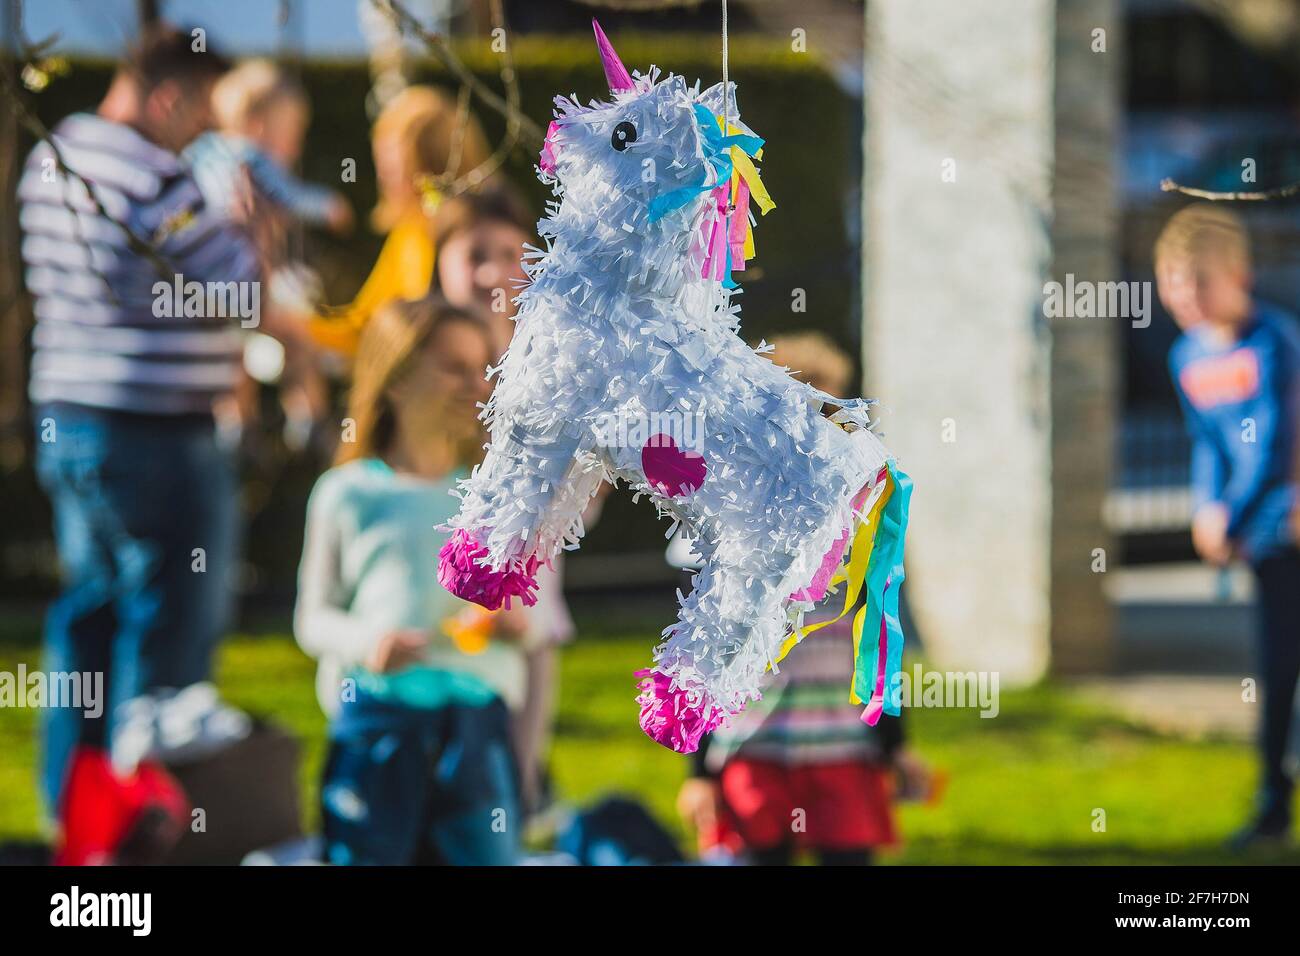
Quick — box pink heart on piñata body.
[641,433,706,497]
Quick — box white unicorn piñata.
[439,21,912,753]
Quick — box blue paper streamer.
[646,104,763,224]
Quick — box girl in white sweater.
[294,296,532,865]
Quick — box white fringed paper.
[441,22,895,752]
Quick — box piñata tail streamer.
[851,461,912,725]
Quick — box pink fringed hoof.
[636,669,726,754]
[437,529,539,610]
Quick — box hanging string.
[721,0,730,134]
[720,0,731,276]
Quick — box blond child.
[431,186,610,813]
[1157,204,1300,848]
[186,58,352,233]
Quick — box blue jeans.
[321,689,521,865]
[33,403,238,813]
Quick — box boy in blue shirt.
[1159,204,1300,849]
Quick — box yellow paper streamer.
[848,602,869,705]
[714,116,775,265]
[730,148,775,216]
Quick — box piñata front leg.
[439,419,602,610]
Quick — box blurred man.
[18,24,257,818]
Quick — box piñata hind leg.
[638,540,801,754]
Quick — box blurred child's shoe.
[159,682,252,761]
[1226,813,1291,853]
[112,683,252,775]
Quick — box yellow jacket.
[310,214,435,356]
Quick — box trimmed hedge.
[28,35,857,338]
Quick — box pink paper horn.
[592,19,636,93]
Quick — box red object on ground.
[54,748,189,866]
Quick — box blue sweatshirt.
[1168,302,1300,560]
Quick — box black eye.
[611,121,637,151]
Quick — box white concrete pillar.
[863,0,1118,682]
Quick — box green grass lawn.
[1,613,1295,864]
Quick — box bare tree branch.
[137,0,162,28]
[1160,177,1300,202]
[435,0,523,195]
[373,0,544,150]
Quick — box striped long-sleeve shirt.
[695,614,904,775]
[19,112,260,416]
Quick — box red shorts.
[708,758,898,853]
